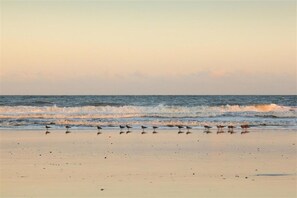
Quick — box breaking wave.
[0,104,296,119]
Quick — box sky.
[0,0,296,95]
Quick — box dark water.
[0,95,296,130]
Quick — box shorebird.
[228,125,235,133]
[97,126,102,135]
[186,126,192,132]
[186,126,192,134]
[65,125,71,134]
[119,125,125,131]
[177,125,184,133]
[152,126,158,133]
[241,124,250,133]
[216,125,225,134]
[126,125,132,130]
[141,126,147,132]
[126,125,132,134]
[216,125,225,133]
[204,125,212,132]
[45,125,51,129]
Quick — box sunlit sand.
[1,129,296,198]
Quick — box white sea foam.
[0,104,295,120]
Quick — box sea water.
[0,95,296,130]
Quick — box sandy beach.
[0,129,296,198]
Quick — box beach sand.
[0,129,296,198]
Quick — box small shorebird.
[119,125,125,131]
[97,126,102,135]
[204,125,212,132]
[216,125,225,134]
[65,125,71,134]
[177,126,184,134]
[186,126,192,134]
[45,125,51,134]
[126,125,132,134]
[152,126,158,134]
[186,126,192,132]
[228,125,235,133]
[141,126,147,132]
[177,125,184,133]
[241,124,250,133]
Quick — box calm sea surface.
[0,95,296,130]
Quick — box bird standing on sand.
[177,125,184,134]
[126,125,132,134]
[186,126,192,132]
[45,125,51,134]
[204,125,212,132]
[152,126,158,133]
[141,126,147,134]
[126,125,132,130]
[97,126,102,135]
[228,125,235,133]
[186,126,192,134]
[119,125,125,131]
[241,124,250,133]
[216,125,225,133]
[65,125,71,134]
[141,126,147,132]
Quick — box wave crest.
[0,104,295,120]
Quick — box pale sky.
[0,0,296,95]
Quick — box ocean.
[0,95,296,130]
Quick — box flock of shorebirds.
[44,124,250,135]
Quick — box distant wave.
[80,102,126,107]
[0,101,55,107]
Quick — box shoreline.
[1,127,297,132]
[1,129,296,197]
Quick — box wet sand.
[0,129,296,198]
